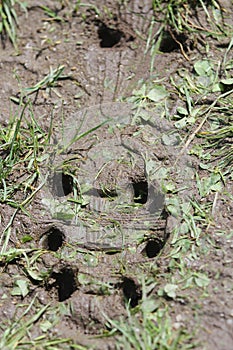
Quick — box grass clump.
[0,103,48,207]
[199,121,233,175]
[149,0,227,64]
[0,0,25,48]
[152,0,222,32]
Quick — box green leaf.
[176,106,188,115]
[12,279,29,297]
[219,78,233,92]
[199,163,211,170]
[194,60,212,77]
[40,320,53,332]
[181,202,192,214]
[212,83,221,92]
[165,197,181,217]
[16,279,29,297]
[55,211,75,221]
[155,167,169,182]
[161,133,180,146]
[220,78,233,85]
[84,254,98,267]
[147,85,168,102]
[78,273,89,285]
[41,198,75,221]
[194,273,210,287]
[196,172,222,197]
[179,221,189,234]
[141,298,159,313]
[145,159,158,176]
[132,84,146,97]
[11,287,21,296]
[210,182,222,192]
[163,182,176,193]
[26,268,44,281]
[187,116,196,124]
[174,117,187,129]
[21,235,33,243]
[164,283,178,299]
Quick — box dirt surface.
[0,1,233,349]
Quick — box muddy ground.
[0,1,233,349]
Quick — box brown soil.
[0,1,233,349]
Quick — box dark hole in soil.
[122,277,141,307]
[52,172,73,197]
[161,207,169,220]
[133,180,148,204]
[159,30,187,53]
[126,35,135,43]
[44,227,65,252]
[52,267,77,302]
[97,22,123,48]
[97,187,118,198]
[143,239,164,258]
